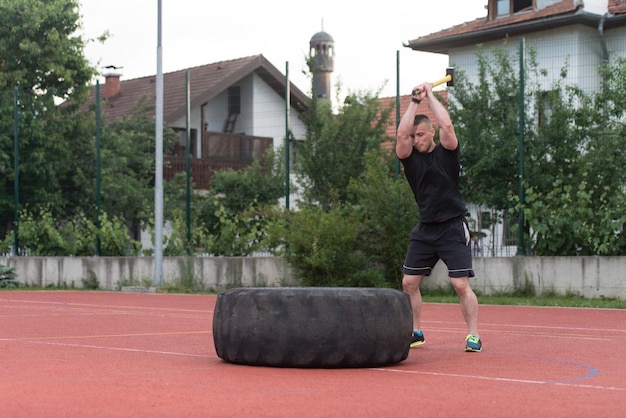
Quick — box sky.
[78,0,487,101]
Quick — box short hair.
[413,114,432,128]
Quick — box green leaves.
[454,44,626,256]
[298,91,394,209]
[5,206,140,256]
[0,0,94,95]
[0,0,100,240]
[520,174,626,256]
[265,149,416,288]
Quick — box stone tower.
[309,25,334,99]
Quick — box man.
[395,81,481,352]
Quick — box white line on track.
[425,320,626,334]
[9,338,625,393]
[0,297,213,314]
[370,367,626,391]
[16,339,215,359]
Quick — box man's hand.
[411,82,432,103]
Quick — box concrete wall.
[0,256,296,292]
[0,256,624,300]
[424,256,626,300]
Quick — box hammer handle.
[411,74,452,95]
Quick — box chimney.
[103,72,121,98]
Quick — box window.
[502,212,518,246]
[480,211,493,230]
[496,0,535,17]
[288,133,303,172]
[228,86,241,116]
[537,91,554,127]
[497,0,510,16]
[536,0,560,9]
[513,0,533,12]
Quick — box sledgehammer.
[411,67,455,95]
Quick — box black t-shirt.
[400,143,467,223]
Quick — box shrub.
[0,264,21,288]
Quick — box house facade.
[403,0,626,256]
[94,55,310,190]
[406,1,626,91]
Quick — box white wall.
[450,26,606,96]
[606,26,626,56]
[168,72,307,161]
[249,73,308,148]
[203,90,229,133]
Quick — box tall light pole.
[153,0,164,285]
[517,37,525,256]
[284,61,290,211]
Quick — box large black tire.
[212,287,412,368]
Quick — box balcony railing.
[164,132,273,189]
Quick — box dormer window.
[498,0,532,16]
[496,0,510,15]
[495,0,549,17]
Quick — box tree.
[520,56,626,255]
[451,43,626,255]
[165,148,286,256]
[264,84,415,288]
[347,150,418,288]
[298,91,394,209]
[450,46,526,211]
[98,98,177,240]
[266,148,417,289]
[0,0,98,236]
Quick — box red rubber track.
[1,291,625,417]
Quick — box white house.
[402,0,626,256]
[95,54,310,191]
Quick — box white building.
[403,0,626,256]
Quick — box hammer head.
[446,67,455,87]
[411,68,456,95]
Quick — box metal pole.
[395,50,400,178]
[284,61,290,211]
[185,70,191,254]
[517,37,525,256]
[13,87,19,256]
[153,0,164,285]
[95,80,102,256]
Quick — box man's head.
[411,114,436,153]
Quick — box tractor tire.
[212,287,412,368]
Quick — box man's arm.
[396,96,420,159]
[424,83,458,151]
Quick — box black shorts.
[402,216,474,278]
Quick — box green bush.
[268,205,386,287]
[3,207,141,256]
[0,264,21,288]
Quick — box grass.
[422,285,626,309]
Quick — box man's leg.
[450,276,479,336]
[403,274,425,331]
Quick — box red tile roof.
[85,55,310,124]
[405,1,626,54]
